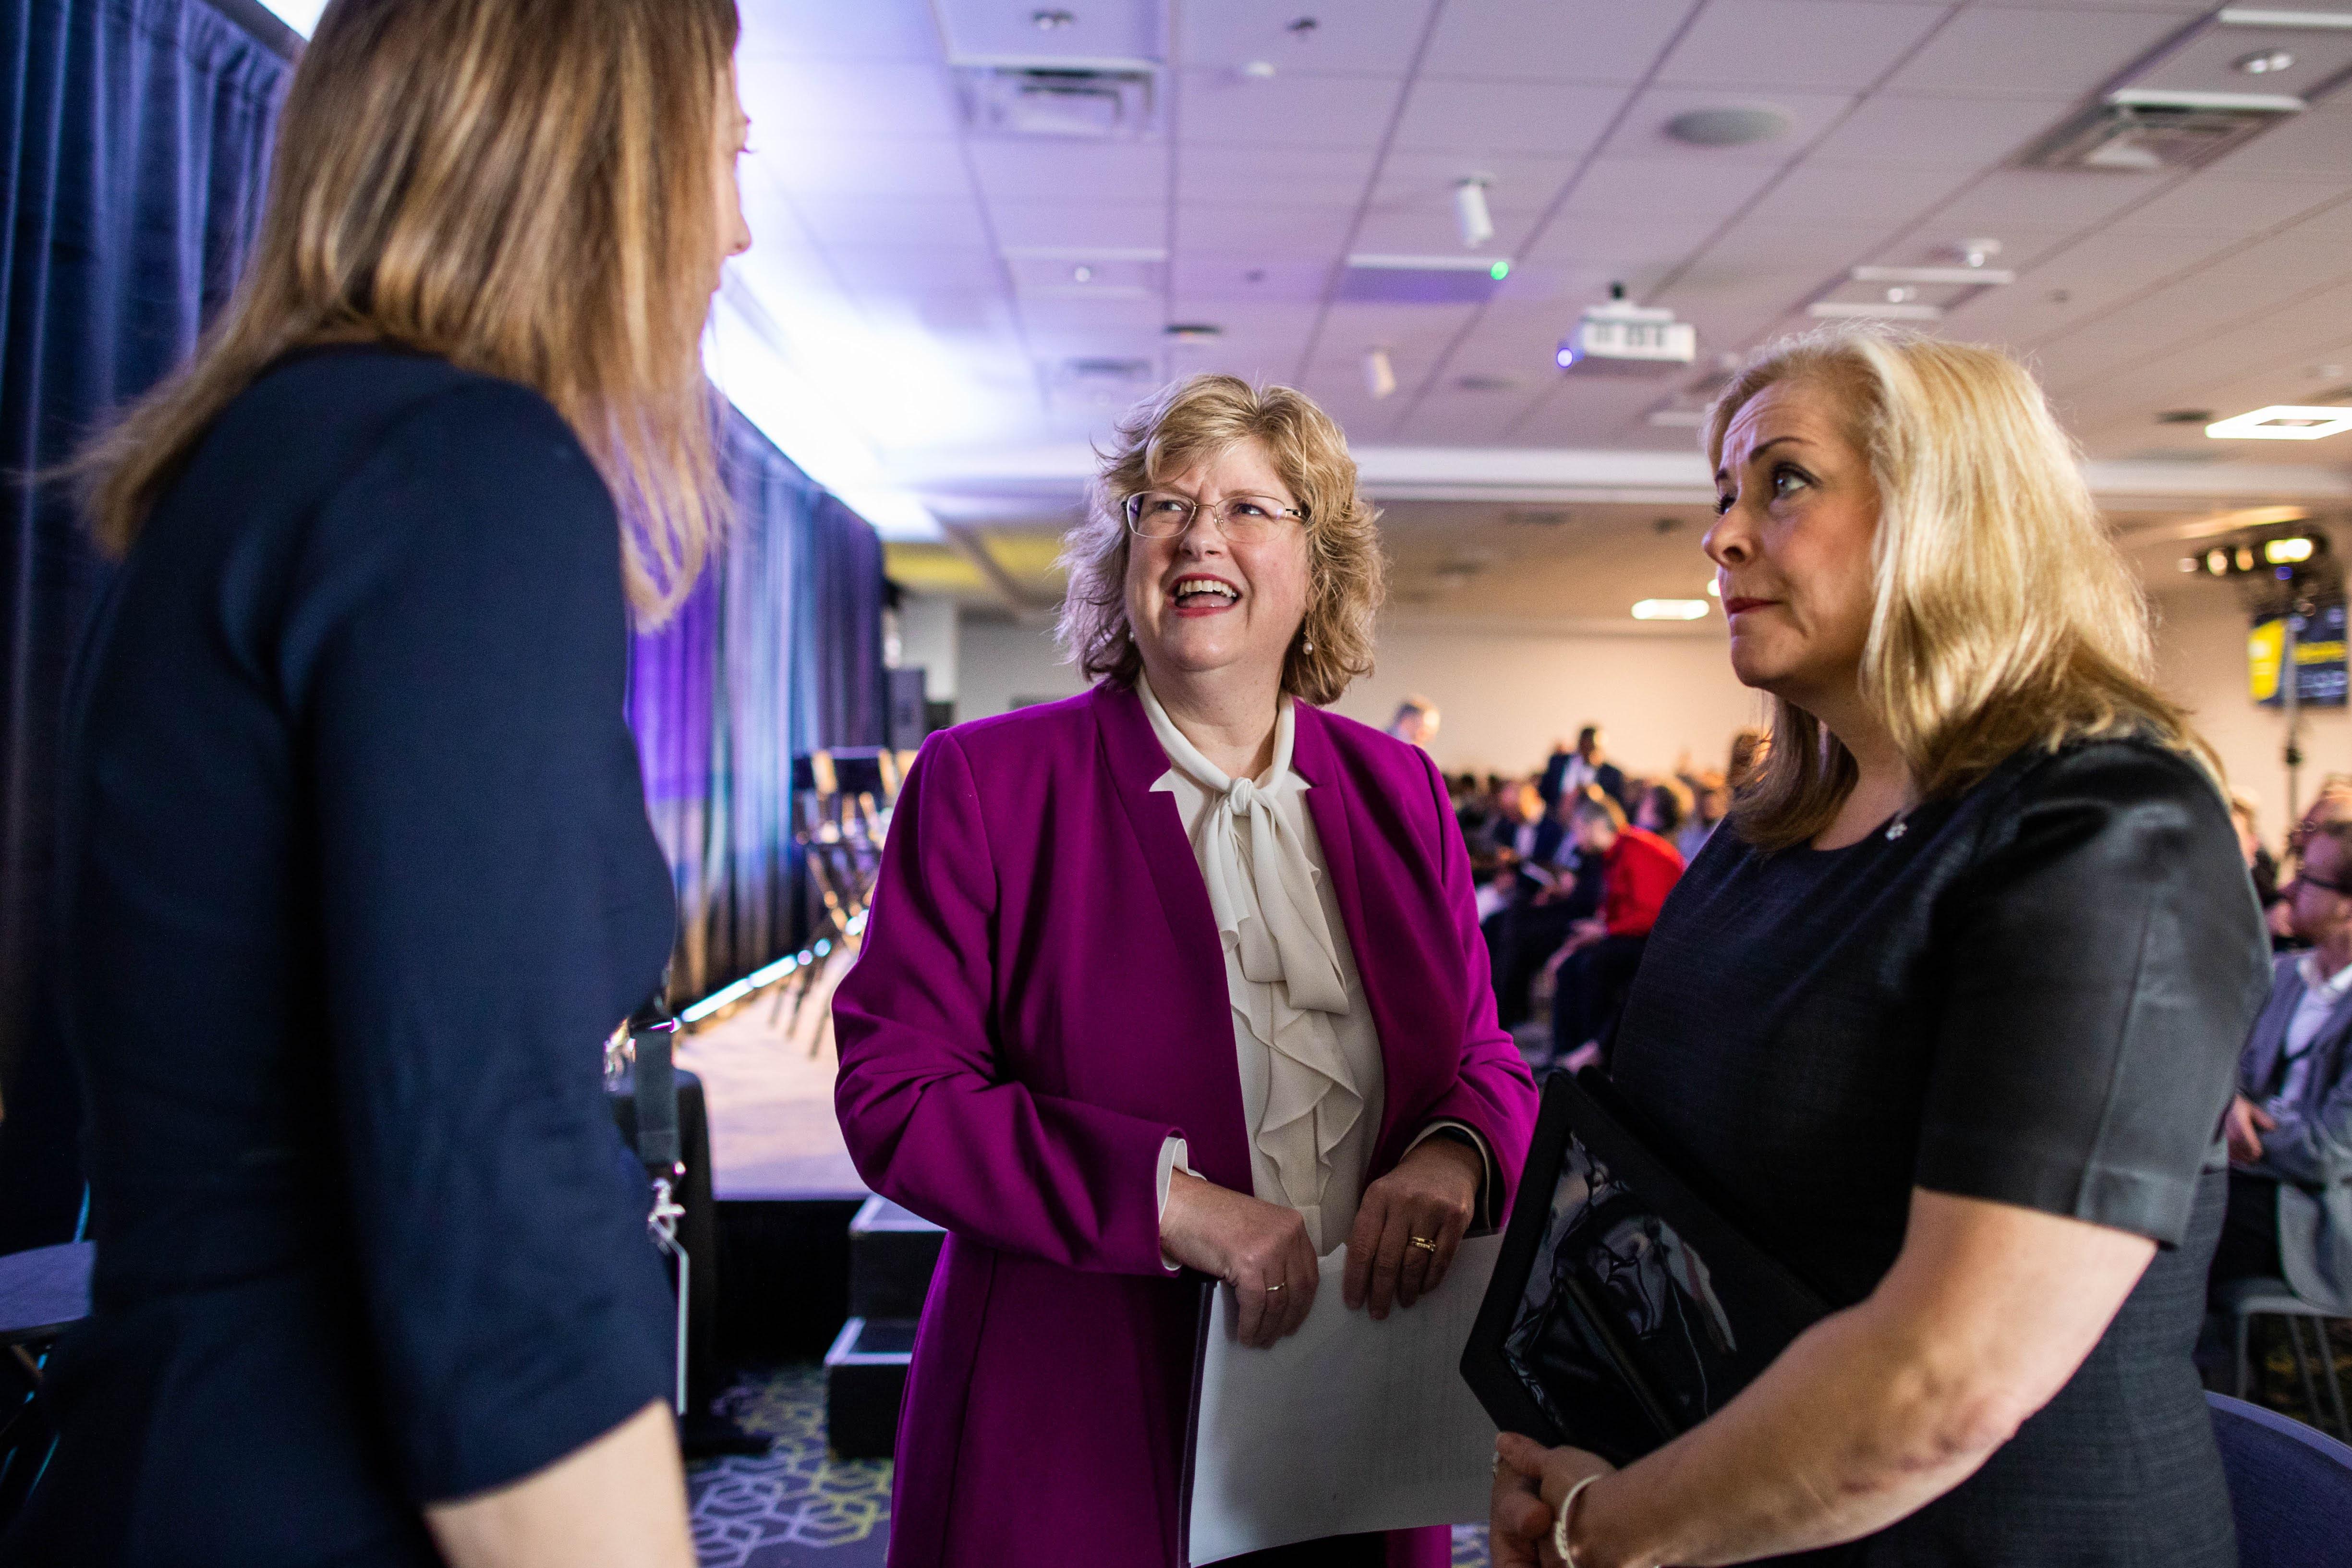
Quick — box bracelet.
[1551,1473,1600,1567]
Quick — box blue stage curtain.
[628,410,887,1003]
[0,0,289,1249]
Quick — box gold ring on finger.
[1263,1282,1284,1292]
[1409,1236,1439,1253]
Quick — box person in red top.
[1545,787,1685,1070]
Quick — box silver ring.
[1263,1283,1284,1292]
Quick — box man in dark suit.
[2213,819,2352,1316]
[1538,724,1627,812]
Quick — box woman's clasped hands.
[1159,1134,1484,1348]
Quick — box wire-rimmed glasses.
[1122,490,1306,541]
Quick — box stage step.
[824,1316,917,1459]
[848,1194,944,1319]
[823,1197,946,1459]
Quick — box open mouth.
[1170,575,1240,611]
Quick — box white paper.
[1186,1233,1502,1565]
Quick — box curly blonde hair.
[1055,374,1385,707]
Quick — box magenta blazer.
[834,681,1538,1568]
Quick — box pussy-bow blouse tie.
[1138,677,1363,1214]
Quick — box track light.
[1454,179,1493,250]
[1364,348,1396,400]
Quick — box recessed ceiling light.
[1632,599,1710,621]
[2156,409,2214,425]
[2206,405,2352,441]
[1032,8,1077,29]
[1707,579,1722,596]
[1664,106,1793,148]
[2236,49,2296,76]
[1164,323,1222,341]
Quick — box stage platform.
[679,1004,868,1203]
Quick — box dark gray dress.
[1612,738,2270,1567]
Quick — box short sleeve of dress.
[1915,741,2270,1245]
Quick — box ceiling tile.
[739,0,941,63]
[790,194,993,250]
[1599,86,1858,164]
[1178,0,1440,76]
[752,136,973,200]
[2205,111,2352,183]
[1351,203,1547,258]
[817,244,1003,293]
[1556,156,1786,229]
[1521,210,1727,277]
[2110,179,2351,237]
[1178,201,1358,257]
[736,59,960,139]
[1805,94,2074,170]
[1177,143,1379,205]
[989,200,1169,252]
[966,141,1170,204]
[1369,152,1582,214]
[1657,1,1951,93]
[1168,253,1334,303]
[1419,0,1700,85]
[1879,7,2193,99]
[1755,162,1974,229]
[1178,69,1410,148]
[1390,79,1632,155]
[1925,167,2172,234]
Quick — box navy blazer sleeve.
[293,382,677,1502]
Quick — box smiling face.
[1122,438,1314,696]
[1702,378,1883,714]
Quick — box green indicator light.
[1489,261,1511,281]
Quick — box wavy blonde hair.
[1710,326,2207,850]
[79,0,739,623]
[1056,374,1385,707]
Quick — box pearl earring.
[1302,639,1315,653]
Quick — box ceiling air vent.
[959,65,1156,139]
[2023,91,2300,171]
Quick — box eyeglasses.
[2293,868,2352,897]
[1122,490,1305,541]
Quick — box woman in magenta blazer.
[834,375,1537,1567]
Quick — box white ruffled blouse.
[1138,675,1494,1260]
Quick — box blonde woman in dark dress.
[1491,328,2267,1567]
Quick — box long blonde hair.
[1709,326,2207,850]
[1057,374,1386,707]
[80,0,739,622]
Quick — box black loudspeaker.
[886,668,932,752]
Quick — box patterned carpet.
[689,1365,1493,1568]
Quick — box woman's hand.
[1491,1434,1613,1568]
[2224,1094,2276,1164]
[1344,1135,1482,1319]
[1160,1171,1319,1348]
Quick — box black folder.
[1461,1071,1827,1466]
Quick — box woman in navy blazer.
[11,2,750,1563]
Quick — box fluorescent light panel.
[2206,405,2352,440]
[1632,599,1710,621]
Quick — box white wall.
[896,594,960,703]
[2153,585,2352,847]
[957,616,1088,720]
[1330,622,1769,781]
[954,612,1766,781]
[952,593,2332,827]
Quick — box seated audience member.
[1544,789,1684,1068]
[1539,724,1627,810]
[1725,724,1768,792]
[1489,790,1596,1027]
[1635,778,1690,841]
[1389,694,1441,750]
[1680,771,1729,863]
[2229,790,2287,948]
[2211,819,2352,1320]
